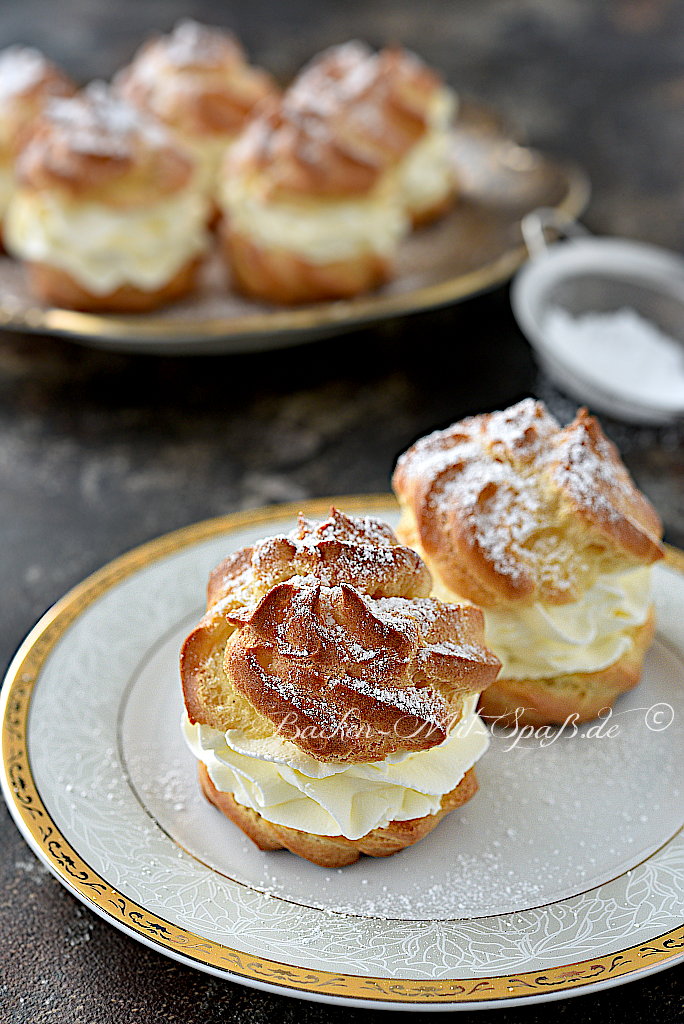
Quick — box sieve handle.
[521,208,590,259]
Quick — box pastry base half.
[25,258,201,312]
[222,227,391,305]
[478,611,656,727]
[199,762,478,868]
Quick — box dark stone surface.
[1,1,683,1021]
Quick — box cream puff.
[393,399,664,726]
[0,45,74,236]
[218,81,410,305]
[180,508,500,867]
[5,82,210,311]
[116,20,276,205]
[290,41,458,227]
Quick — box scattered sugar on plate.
[544,307,684,407]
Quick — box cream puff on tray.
[218,41,459,304]
[218,93,407,305]
[180,508,500,867]
[0,32,588,350]
[288,41,459,228]
[5,82,210,312]
[393,399,664,726]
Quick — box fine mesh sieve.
[512,209,684,425]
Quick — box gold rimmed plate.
[2,496,683,1010]
[0,103,589,354]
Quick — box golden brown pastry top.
[289,41,445,155]
[15,82,196,205]
[207,507,431,608]
[181,508,499,763]
[393,399,664,608]
[226,41,448,198]
[116,20,276,138]
[0,45,75,158]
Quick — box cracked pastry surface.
[393,399,664,724]
[180,509,500,864]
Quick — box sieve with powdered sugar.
[511,208,684,425]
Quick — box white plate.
[2,495,683,1011]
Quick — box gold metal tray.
[0,102,589,355]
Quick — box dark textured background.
[1,1,683,1021]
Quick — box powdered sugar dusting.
[249,677,683,919]
[344,675,445,728]
[251,507,429,597]
[244,39,435,181]
[485,396,557,453]
[444,458,541,584]
[554,418,629,522]
[162,20,240,68]
[398,398,660,596]
[416,401,556,586]
[287,39,434,131]
[45,81,169,158]
[294,508,397,548]
[0,45,51,101]
[287,41,377,119]
[372,596,491,662]
[235,570,493,755]
[207,509,494,758]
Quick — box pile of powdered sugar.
[545,307,684,409]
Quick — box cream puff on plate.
[5,82,210,311]
[116,20,276,205]
[0,45,74,236]
[181,508,500,867]
[393,399,664,726]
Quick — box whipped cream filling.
[396,86,456,216]
[483,567,653,680]
[428,85,459,133]
[5,186,210,293]
[183,694,489,841]
[397,126,455,215]
[222,174,408,265]
[0,163,14,219]
[180,133,233,196]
